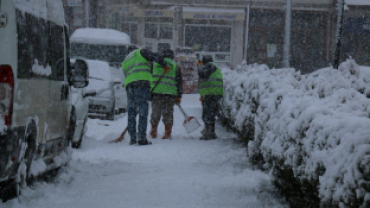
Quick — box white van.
[0,0,89,200]
[70,28,130,116]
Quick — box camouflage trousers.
[150,96,175,126]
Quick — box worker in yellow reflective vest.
[198,55,224,140]
[122,45,169,145]
[149,49,182,140]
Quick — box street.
[3,94,287,208]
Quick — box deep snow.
[3,94,287,208]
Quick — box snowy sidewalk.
[4,94,287,208]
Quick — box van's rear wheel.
[0,179,19,202]
[2,122,38,201]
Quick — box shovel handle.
[176,103,189,120]
[151,73,166,93]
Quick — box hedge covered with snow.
[219,60,370,207]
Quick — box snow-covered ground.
[3,94,287,208]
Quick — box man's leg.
[162,97,174,139]
[137,85,151,144]
[127,87,137,144]
[200,96,217,140]
[201,98,206,135]
[208,96,220,139]
[150,97,162,138]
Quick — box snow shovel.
[109,70,168,143]
[176,103,201,133]
[109,126,128,143]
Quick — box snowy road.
[3,94,287,208]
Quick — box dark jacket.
[126,49,167,89]
[198,62,217,80]
[198,62,222,99]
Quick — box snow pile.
[219,59,370,207]
[14,0,48,20]
[70,28,131,45]
[52,148,72,167]
[31,59,52,76]
[29,159,47,177]
[14,0,65,26]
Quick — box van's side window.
[17,11,50,79]
[50,22,65,81]
[16,10,64,80]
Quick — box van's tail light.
[0,65,14,127]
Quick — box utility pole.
[84,0,90,27]
[244,0,251,63]
[333,0,345,69]
[283,0,292,68]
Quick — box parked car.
[70,28,130,114]
[0,0,89,201]
[69,59,96,148]
[83,59,118,120]
[110,68,127,114]
[70,87,96,148]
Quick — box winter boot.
[199,125,216,140]
[138,139,152,145]
[199,125,211,140]
[162,125,172,139]
[210,123,217,139]
[129,134,136,145]
[150,125,158,138]
[200,128,216,138]
[129,140,137,145]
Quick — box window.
[70,43,127,64]
[145,42,153,51]
[215,54,230,62]
[185,25,231,52]
[50,22,65,81]
[159,24,172,39]
[145,23,157,38]
[158,43,171,52]
[120,12,138,44]
[250,10,283,28]
[17,10,65,79]
[110,12,118,29]
[144,17,173,39]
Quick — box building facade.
[65,0,369,73]
[341,1,370,66]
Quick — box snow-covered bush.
[219,59,370,207]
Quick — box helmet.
[160,49,174,59]
[127,45,138,54]
[202,55,213,64]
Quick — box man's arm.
[140,49,167,67]
[198,63,216,80]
